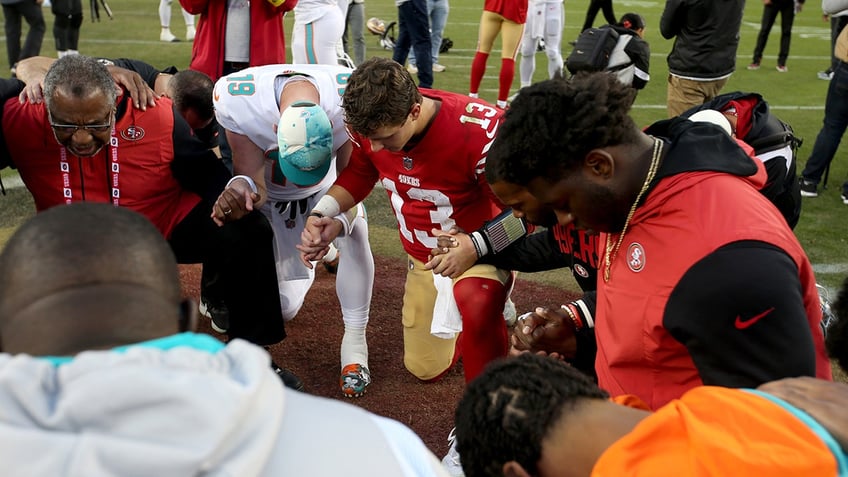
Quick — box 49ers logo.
[121,126,145,141]
[626,242,645,273]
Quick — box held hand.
[425,228,478,278]
[211,181,257,226]
[107,66,158,110]
[18,81,45,105]
[296,216,343,267]
[509,307,577,358]
[757,377,848,451]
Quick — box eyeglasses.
[48,110,114,135]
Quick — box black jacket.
[660,0,745,79]
[681,92,803,228]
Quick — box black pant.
[582,0,616,32]
[393,0,433,88]
[51,0,82,51]
[2,0,45,68]
[752,0,795,67]
[169,201,286,346]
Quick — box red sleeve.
[335,134,381,203]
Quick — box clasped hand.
[510,306,578,359]
[296,215,343,267]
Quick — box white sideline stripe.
[813,263,848,275]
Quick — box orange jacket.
[597,387,845,476]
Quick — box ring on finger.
[224,208,232,215]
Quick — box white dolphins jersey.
[214,64,353,201]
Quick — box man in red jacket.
[0,55,303,391]
[180,0,298,81]
[488,73,830,410]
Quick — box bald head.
[0,203,185,355]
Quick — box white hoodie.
[0,334,449,477]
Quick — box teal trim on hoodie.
[745,389,848,477]
[40,332,226,366]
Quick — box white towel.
[430,274,462,339]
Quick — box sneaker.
[271,360,305,391]
[441,428,465,477]
[407,64,418,75]
[799,178,818,198]
[432,63,446,72]
[199,298,230,333]
[160,30,179,42]
[818,284,838,336]
[776,65,788,73]
[746,63,760,70]
[818,70,834,81]
[340,363,371,397]
[842,193,848,205]
[186,26,196,41]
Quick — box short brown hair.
[342,57,423,136]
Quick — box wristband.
[311,194,341,218]
[572,298,594,329]
[561,303,584,331]
[227,175,258,194]
[332,208,357,237]
[470,231,489,258]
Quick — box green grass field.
[1,0,847,298]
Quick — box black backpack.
[565,27,620,74]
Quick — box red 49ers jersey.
[485,0,528,23]
[336,90,504,262]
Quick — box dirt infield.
[179,256,577,456]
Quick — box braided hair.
[454,354,608,477]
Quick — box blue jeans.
[393,0,433,88]
[409,0,449,66]
[801,61,848,184]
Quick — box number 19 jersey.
[214,64,353,201]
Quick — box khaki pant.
[402,255,510,380]
[666,74,729,117]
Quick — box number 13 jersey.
[337,90,505,262]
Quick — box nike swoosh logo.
[734,307,775,329]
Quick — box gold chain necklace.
[603,137,663,283]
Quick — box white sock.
[468,92,479,98]
[341,326,368,368]
[497,100,508,109]
[181,8,194,27]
